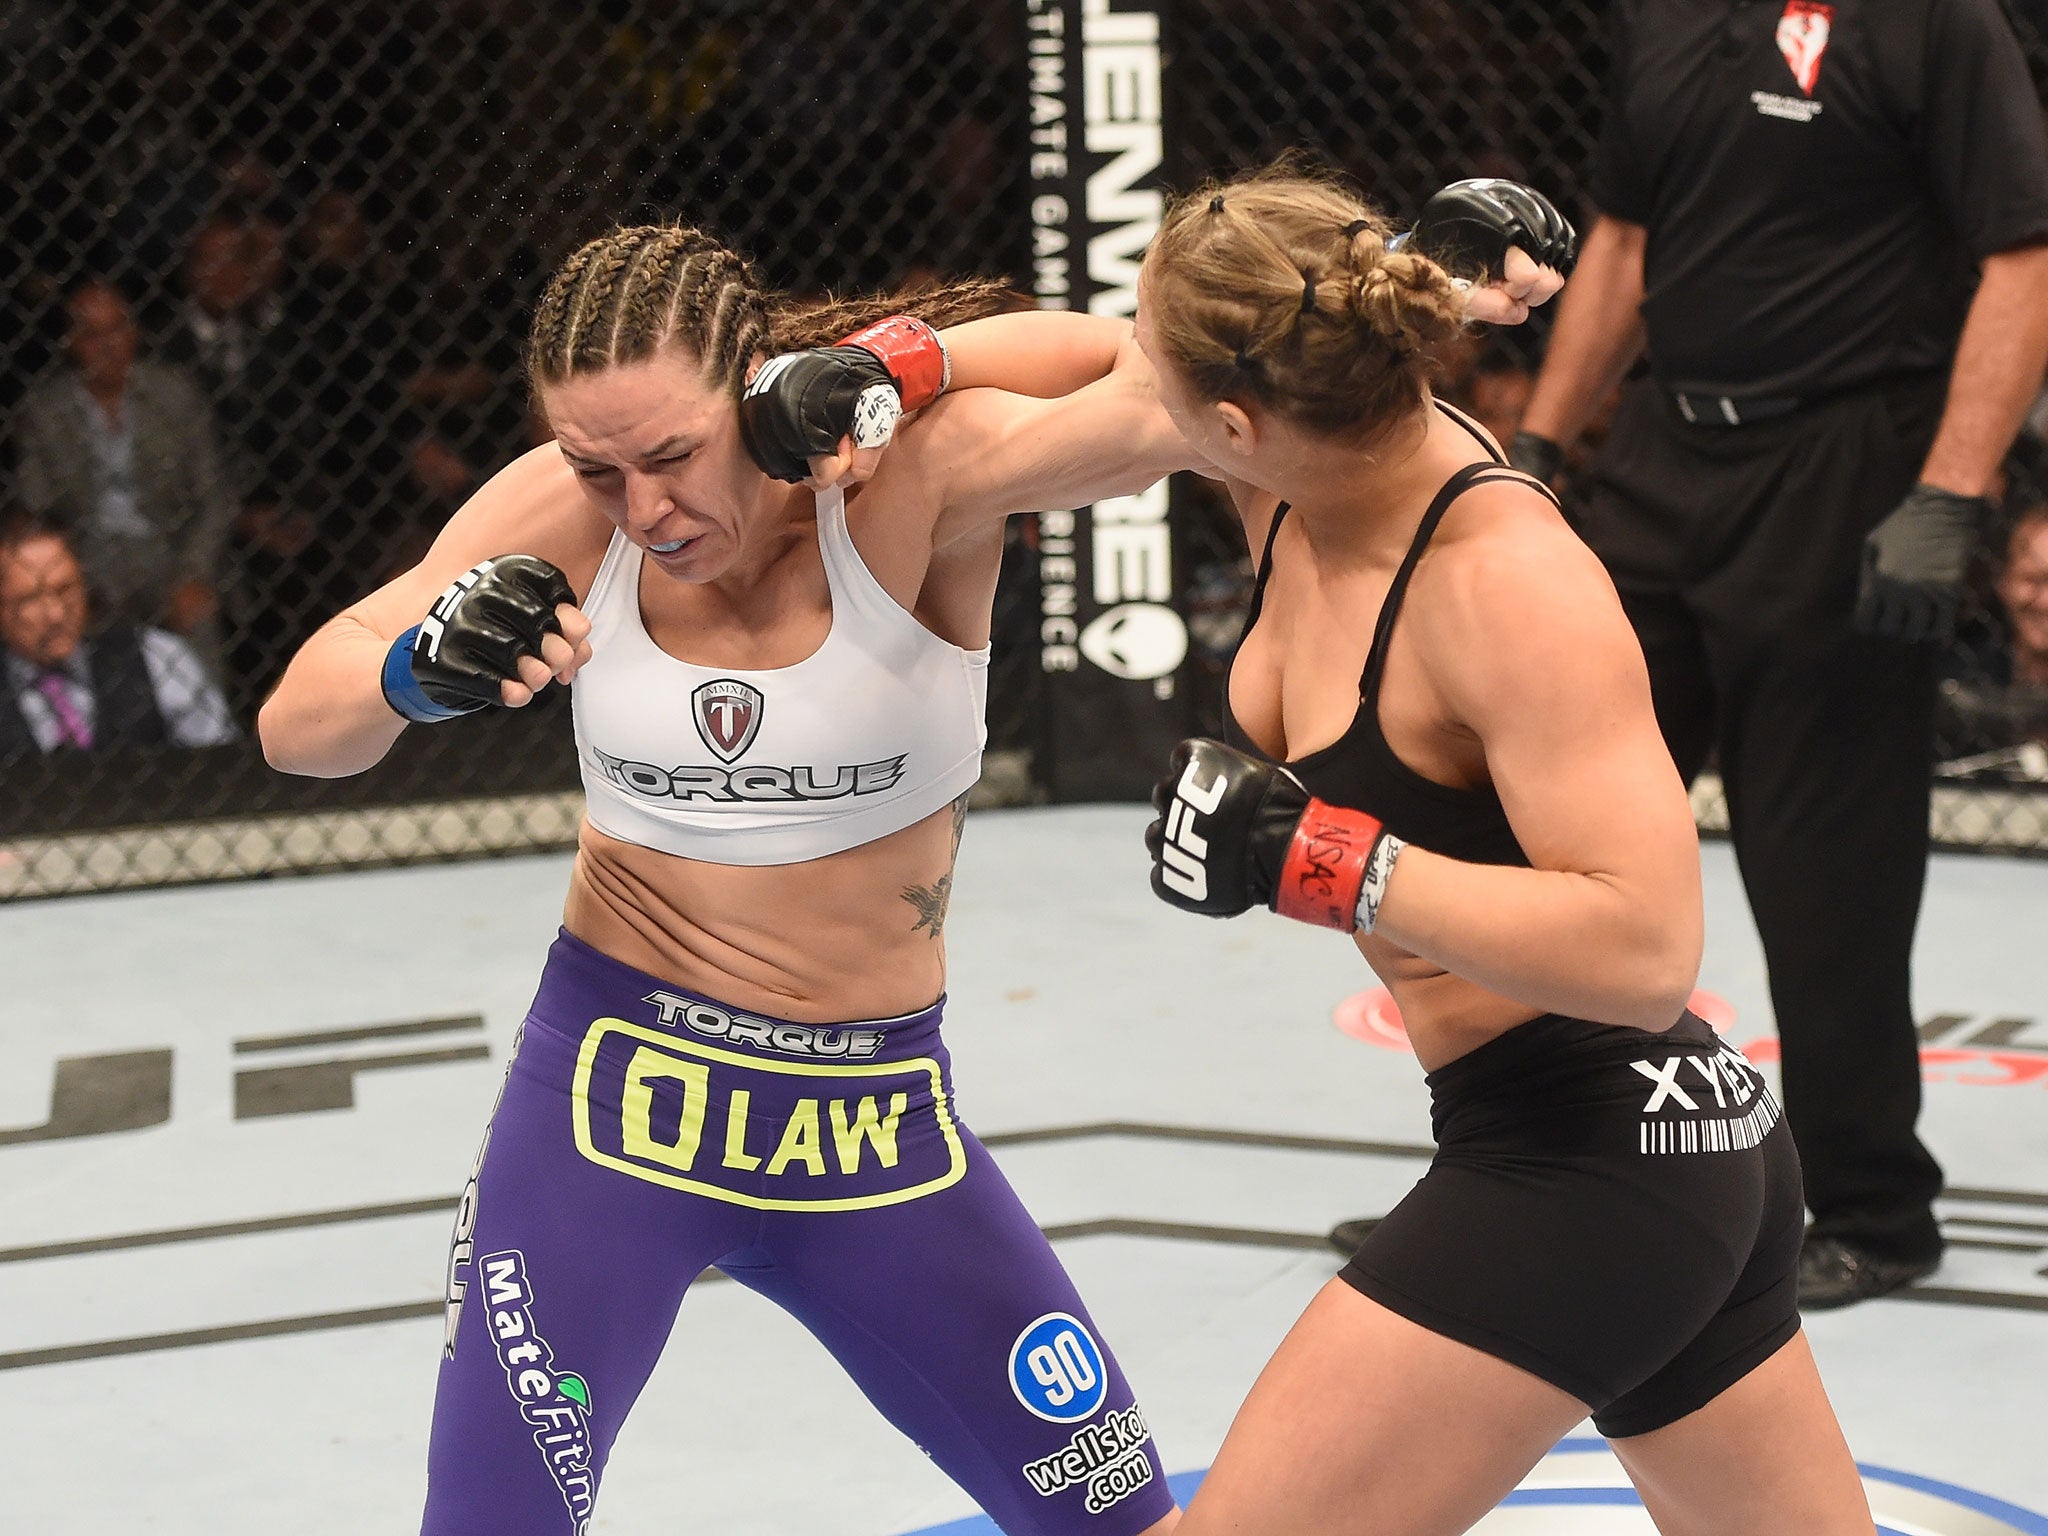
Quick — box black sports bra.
[1223,400,1559,868]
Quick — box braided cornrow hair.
[527,223,1021,405]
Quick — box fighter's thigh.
[742,1133,1174,1536]
[423,1031,751,1535]
[1176,1279,1588,1536]
[1609,1331,1875,1536]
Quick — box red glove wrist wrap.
[1274,798,1387,930]
[838,315,948,410]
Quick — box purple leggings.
[423,931,1171,1535]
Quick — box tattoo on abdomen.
[901,795,970,938]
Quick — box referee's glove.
[1854,483,1987,646]
[1507,431,1566,488]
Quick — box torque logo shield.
[693,679,764,763]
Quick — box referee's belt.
[1669,389,1801,426]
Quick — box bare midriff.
[1360,935,1549,1074]
[561,800,963,1025]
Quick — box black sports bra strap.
[1431,397,1506,463]
[1359,464,1555,695]
[1431,397,1562,510]
[1240,499,1291,639]
[1239,454,1560,689]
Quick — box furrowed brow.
[558,434,697,471]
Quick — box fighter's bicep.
[1431,539,1693,885]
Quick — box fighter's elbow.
[1628,971,1700,1034]
[1616,923,1702,1033]
[255,695,309,776]
[256,689,365,779]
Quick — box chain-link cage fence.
[2,0,1035,895]
[4,0,2046,899]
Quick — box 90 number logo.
[1007,1312,1107,1423]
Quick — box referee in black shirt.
[1514,0,2048,1306]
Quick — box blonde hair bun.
[1350,249,1466,355]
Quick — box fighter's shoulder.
[856,389,993,529]
[1410,478,1632,688]
[349,444,610,641]
[436,442,613,588]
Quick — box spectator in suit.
[0,513,235,758]
[13,279,236,649]
[160,211,324,718]
[159,210,293,495]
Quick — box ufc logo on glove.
[1157,755,1229,900]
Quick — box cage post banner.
[1028,0,1192,801]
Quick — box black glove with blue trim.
[380,555,576,722]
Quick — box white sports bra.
[572,488,989,866]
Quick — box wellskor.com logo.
[480,1249,597,1533]
[1021,1404,1155,1516]
[1006,1312,1156,1518]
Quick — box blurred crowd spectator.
[2004,505,2048,692]
[1939,499,2048,775]
[14,280,233,654]
[0,514,236,755]
[2,0,1016,767]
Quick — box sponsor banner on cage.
[1024,0,1193,799]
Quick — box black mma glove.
[1144,738,1405,932]
[1404,179,1578,282]
[738,315,950,483]
[1508,431,1566,487]
[1854,483,1988,645]
[380,554,576,722]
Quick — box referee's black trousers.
[1580,376,1946,1264]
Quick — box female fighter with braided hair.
[261,222,1192,1535]
[1130,167,1875,1532]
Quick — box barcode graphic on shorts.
[1638,1090,1781,1155]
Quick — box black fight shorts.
[1340,1012,1803,1438]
